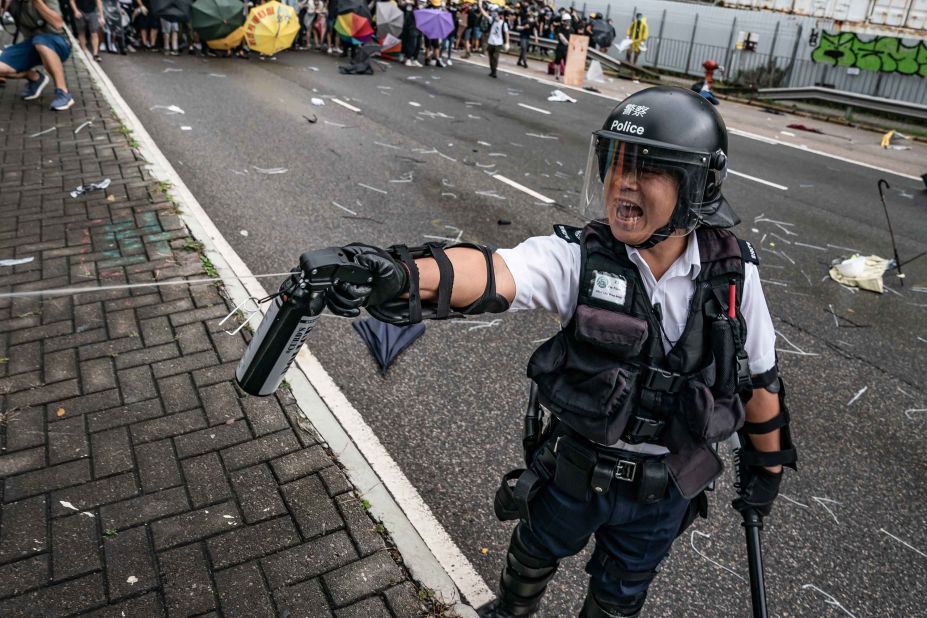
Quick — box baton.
[730,433,769,618]
[877,179,904,286]
[742,509,768,618]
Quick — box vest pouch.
[552,436,596,502]
[681,380,746,443]
[528,332,640,445]
[573,305,649,359]
[709,319,737,397]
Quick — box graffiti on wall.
[811,31,927,77]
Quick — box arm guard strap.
[739,377,798,470]
[368,242,510,325]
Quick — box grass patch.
[182,237,205,252]
[200,254,219,279]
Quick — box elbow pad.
[367,242,509,325]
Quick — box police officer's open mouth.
[616,200,644,221]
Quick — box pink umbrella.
[413,8,454,40]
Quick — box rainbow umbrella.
[334,12,374,44]
[207,25,245,50]
[244,1,300,55]
[378,32,401,60]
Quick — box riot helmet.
[580,86,732,248]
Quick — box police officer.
[321,86,797,617]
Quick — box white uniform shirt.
[497,232,777,454]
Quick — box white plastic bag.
[616,37,632,53]
[586,59,605,83]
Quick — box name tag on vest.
[590,271,628,306]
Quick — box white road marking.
[493,174,555,204]
[729,127,921,181]
[728,169,788,191]
[76,39,483,616]
[517,102,551,115]
[331,98,362,113]
[455,56,918,181]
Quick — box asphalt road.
[100,48,927,617]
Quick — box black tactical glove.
[732,463,782,517]
[322,244,408,318]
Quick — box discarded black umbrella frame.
[878,179,905,286]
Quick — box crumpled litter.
[70,178,111,198]
[0,256,34,267]
[829,254,892,293]
[586,60,605,83]
[310,97,325,106]
[880,129,910,149]
[547,89,576,103]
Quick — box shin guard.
[495,527,559,616]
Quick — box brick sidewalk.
[0,43,426,617]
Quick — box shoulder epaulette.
[738,239,759,265]
[553,224,582,244]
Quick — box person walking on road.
[315,85,797,618]
[625,12,647,64]
[0,0,75,109]
[481,1,508,78]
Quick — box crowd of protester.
[1,0,627,109]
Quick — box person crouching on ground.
[0,0,75,110]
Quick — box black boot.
[579,586,645,618]
[479,526,558,617]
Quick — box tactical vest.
[527,221,757,498]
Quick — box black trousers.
[518,35,529,64]
[488,44,501,75]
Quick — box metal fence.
[577,1,927,106]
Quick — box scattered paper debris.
[331,201,357,215]
[547,89,577,103]
[163,67,183,73]
[358,182,387,194]
[847,386,868,406]
[310,97,325,106]
[240,230,248,237]
[180,126,192,131]
[208,73,226,78]
[409,101,421,107]
[29,127,57,138]
[60,501,78,511]
[830,255,891,294]
[70,178,111,198]
[252,166,288,175]
[0,257,35,267]
[55,406,66,416]
[480,547,490,555]
[126,576,138,585]
[74,120,93,134]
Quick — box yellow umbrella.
[207,25,245,50]
[243,1,300,56]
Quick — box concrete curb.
[70,38,484,617]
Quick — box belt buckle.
[614,460,637,482]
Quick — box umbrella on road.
[375,1,403,39]
[413,8,453,41]
[151,0,192,21]
[352,317,426,373]
[192,0,245,42]
[335,11,374,43]
[206,25,245,50]
[244,1,300,55]
[379,32,401,60]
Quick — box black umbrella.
[352,317,425,373]
[336,0,370,17]
[152,0,193,20]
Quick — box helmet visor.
[580,133,712,227]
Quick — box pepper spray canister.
[235,272,324,396]
[235,248,372,397]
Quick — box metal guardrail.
[754,87,927,121]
